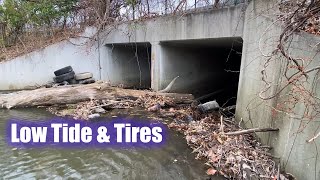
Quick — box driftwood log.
[0,83,194,109]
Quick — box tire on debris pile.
[54,71,75,83]
[78,78,95,84]
[75,72,93,80]
[67,78,77,85]
[54,66,73,76]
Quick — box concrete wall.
[236,0,320,179]
[0,28,100,90]
[99,5,245,44]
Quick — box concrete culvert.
[159,37,243,106]
[104,43,151,89]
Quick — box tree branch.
[225,128,279,136]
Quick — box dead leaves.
[206,168,217,175]
[47,93,170,119]
[46,91,289,179]
[168,111,282,179]
[208,149,220,163]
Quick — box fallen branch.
[0,83,194,109]
[225,127,279,136]
[220,116,224,134]
[307,131,320,143]
[221,105,236,112]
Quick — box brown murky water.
[0,108,224,179]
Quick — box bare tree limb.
[225,128,279,136]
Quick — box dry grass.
[0,28,85,62]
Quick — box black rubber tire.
[67,78,78,85]
[54,66,73,76]
[54,71,75,83]
[75,72,93,80]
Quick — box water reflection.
[0,108,222,179]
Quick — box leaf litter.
[46,93,294,179]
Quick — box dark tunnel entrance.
[160,37,243,106]
[105,43,152,89]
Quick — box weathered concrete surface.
[99,5,245,44]
[236,0,320,179]
[0,28,100,90]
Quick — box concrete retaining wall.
[236,0,320,179]
[0,28,100,90]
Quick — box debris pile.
[172,115,277,179]
[45,91,293,179]
[47,99,140,120]
[47,66,96,87]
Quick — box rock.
[94,107,106,113]
[88,113,100,119]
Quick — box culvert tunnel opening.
[105,43,152,89]
[160,37,243,107]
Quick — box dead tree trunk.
[0,83,194,109]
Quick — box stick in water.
[225,128,279,136]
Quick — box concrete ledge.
[100,5,245,44]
